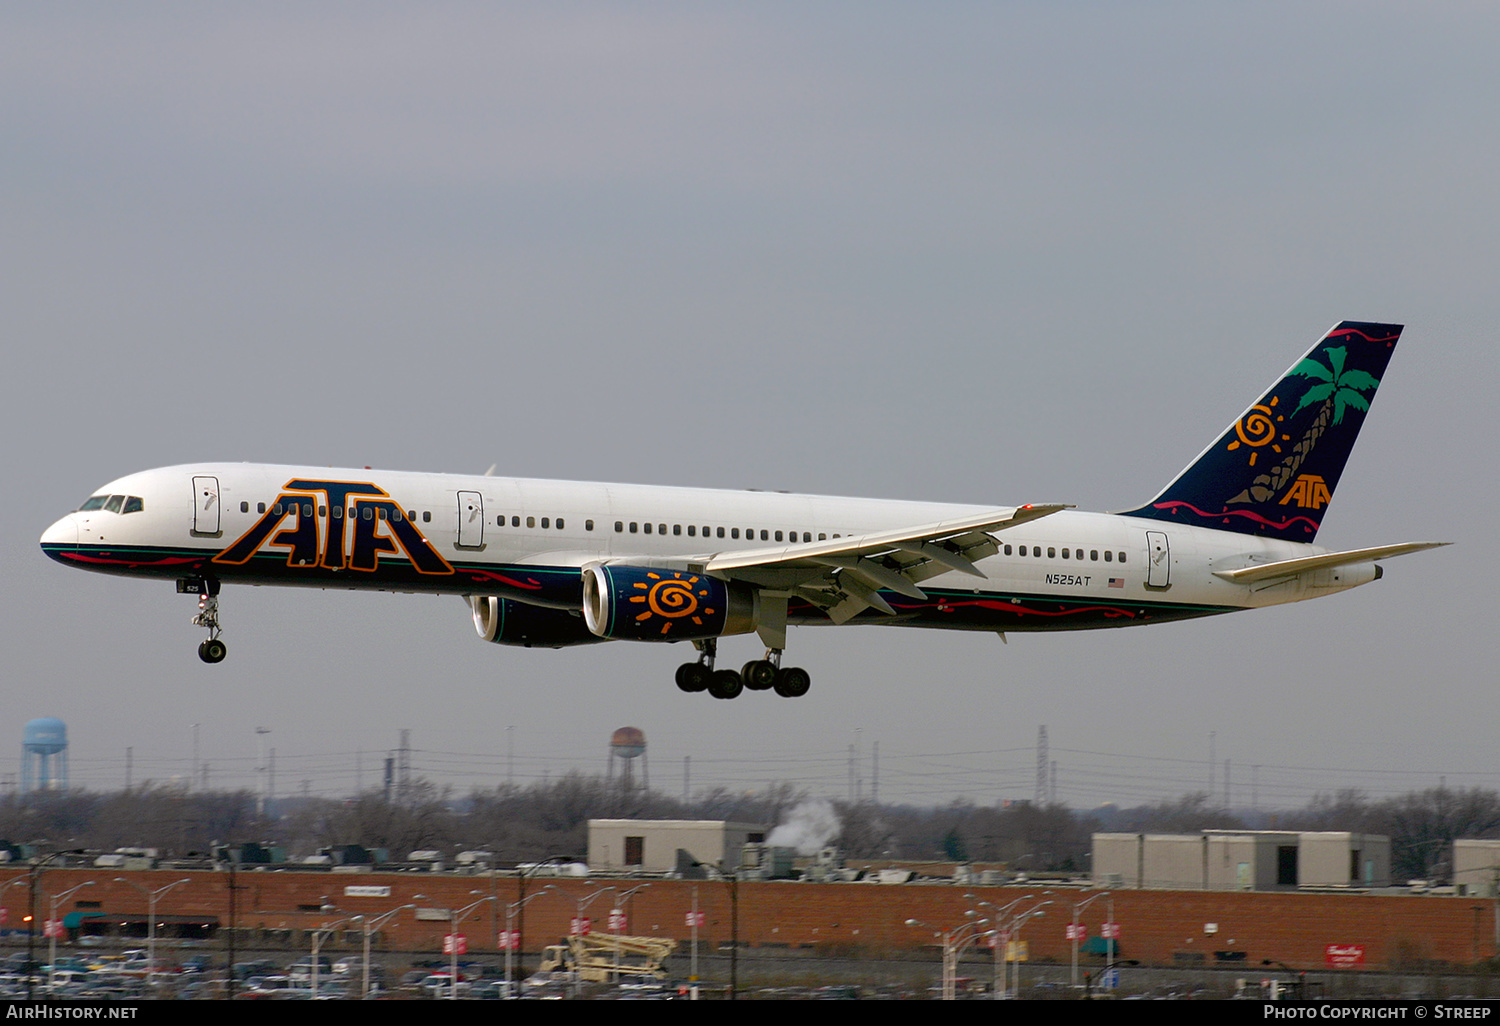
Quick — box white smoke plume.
[766,799,841,855]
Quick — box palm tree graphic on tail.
[1229,347,1381,505]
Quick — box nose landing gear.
[181,578,227,664]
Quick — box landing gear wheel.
[741,660,778,691]
[707,669,744,700]
[773,667,810,698]
[199,638,228,664]
[675,662,709,693]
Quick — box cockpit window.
[78,494,145,514]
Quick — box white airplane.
[41,321,1444,699]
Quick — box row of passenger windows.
[1004,543,1126,563]
[236,499,1127,564]
[614,522,835,543]
[241,501,434,524]
[496,515,591,531]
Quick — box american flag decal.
[1108,578,1124,588]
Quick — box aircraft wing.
[1211,541,1449,584]
[700,503,1070,624]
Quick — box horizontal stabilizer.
[1212,541,1449,584]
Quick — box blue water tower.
[21,718,68,794]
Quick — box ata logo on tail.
[1279,474,1332,509]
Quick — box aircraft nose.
[40,514,78,548]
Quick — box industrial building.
[1093,830,1391,891]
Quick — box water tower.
[608,726,648,793]
[21,718,68,794]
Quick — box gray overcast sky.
[2,2,1494,812]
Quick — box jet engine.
[469,595,603,649]
[582,564,758,641]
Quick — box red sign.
[1325,944,1366,968]
[442,933,467,955]
[1101,922,1121,939]
[0,908,7,925]
[607,909,627,932]
[684,912,705,928]
[1065,923,1087,941]
[570,916,592,936]
[497,930,519,950]
[44,919,64,939]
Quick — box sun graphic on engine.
[630,572,717,635]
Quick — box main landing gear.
[674,639,811,700]
[184,578,227,664]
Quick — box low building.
[1094,830,1390,891]
[588,819,765,874]
[1453,839,1500,896]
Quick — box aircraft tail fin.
[1118,321,1402,541]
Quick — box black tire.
[741,660,777,691]
[707,669,743,700]
[200,638,227,664]
[675,662,709,693]
[773,666,810,698]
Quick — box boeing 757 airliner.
[41,321,1444,699]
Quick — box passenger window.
[391,509,401,522]
[688,525,696,537]
[497,516,504,526]
[1091,550,1098,561]
[423,511,431,523]
[644,523,652,534]
[556,518,564,529]
[615,521,623,533]
[241,501,250,514]
[731,528,740,539]
[1047,547,1055,558]
[1119,552,1127,563]
[1104,551,1112,562]
[717,527,725,538]
[1004,544,1012,555]
[407,510,416,521]
[630,522,638,533]
[330,505,339,519]
[673,524,682,536]
[273,503,284,516]
[760,530,769,541]
[541,518,549,529]
[774,531,783,542]
[320,505,328,517]
[1061,548,1069,559]
[512,516,520,527]
[819,533,827,541]
[586,520,594,531]
[659,524,666,535]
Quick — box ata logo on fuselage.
[212,479,454,575]
[1278,474,1332,510]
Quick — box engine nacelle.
[470,595,603,649]
[582,564,758,641]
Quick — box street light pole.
[114,877,191,992]
[504,886,554,998]
[354,902,415,1000]
[47,881,95,995]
